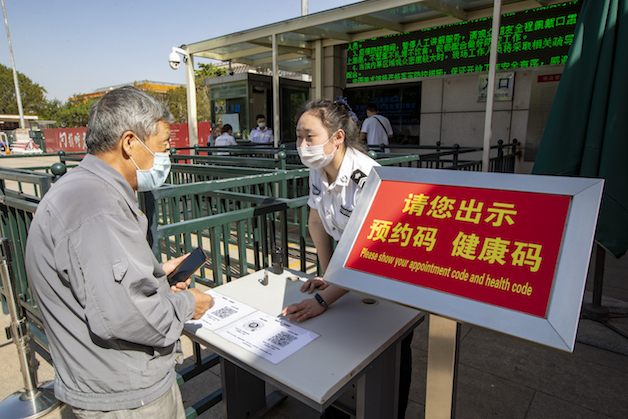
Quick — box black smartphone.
[167,247,208,286]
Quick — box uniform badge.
[312,184,321,195]
[340,206,353,217]
[351,169,368,188]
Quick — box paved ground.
[1,156,627,418]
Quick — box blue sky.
[0,0,356,102]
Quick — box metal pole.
[301,0,308,16]
[272,33,280,148]
[185,52,199,146]
[1,0,25,129]
[314,40,323,100]
[0,238,60,417]
[481,0,502,172]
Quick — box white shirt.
[248,127,274,144]
[214,133,237,155]
[361,114,393,146]
[307,147,380,241]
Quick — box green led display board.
[347,1,581,84]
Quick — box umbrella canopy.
[533,0,628,258]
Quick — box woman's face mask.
[297,131,339,170]
[129,136,171,191]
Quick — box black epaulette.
[351,169,368,188]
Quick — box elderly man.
[25,86,214,418]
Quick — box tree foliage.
[0,63,47,115]
[195,63,227,80]
[156,62,225,123]
[42,96,94,128]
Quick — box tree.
[157,62,225,123]
[195,63,227,80]
[41,96,94,128]
[0,63,47,115]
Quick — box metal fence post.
[452,144,459,169]
[496,139,504,172]
[0,238,60,417]
[436,141,441,168]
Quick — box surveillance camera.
[169,51,181,70]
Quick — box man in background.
[360,103,393,152]
[248,114,274,144]
[25,86,214,418]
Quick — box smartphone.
[167,247,208,286]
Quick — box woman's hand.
[300,277,329,294]
[281,298,325,322]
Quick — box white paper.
[222,113,240,133]
[217,312,320,364]
[189,290,257,331]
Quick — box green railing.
[143,168,314,287]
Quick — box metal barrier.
[142,168,314,287]
[170,139,519,173]
[0,238,60,417]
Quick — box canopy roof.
[181,0,565,74]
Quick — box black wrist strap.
[315,293,328,309]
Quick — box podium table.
[183,268,423,418]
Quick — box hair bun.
[335,96,358,124]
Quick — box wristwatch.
[315,293,328,309]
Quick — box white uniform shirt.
[307,147,380,241]
[248,127,274,144]
[214,133,237,155]
[361,115,393,146]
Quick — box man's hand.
[281,298,325,322]
[162,253,189,276]
[300,277,329,294]
[170,277,191,293]
[164,254,191,292]
[188,288,214,320]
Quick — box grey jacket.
[25,154,196,411]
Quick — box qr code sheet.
[268,331,297,347]
[212,306,237,319]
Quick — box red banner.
[44,122,212,155]
[345,181,571,318]
[43,128,87,153]
[169,122,212,155]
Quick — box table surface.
[184,268,423,408]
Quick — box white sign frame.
[324,167,604,352]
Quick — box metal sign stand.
[0,238,60,419]
[425,314,460,419]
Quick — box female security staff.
[281,98,412,419]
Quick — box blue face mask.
[129,136,171,192]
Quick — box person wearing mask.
[25,86,214,418]
[248,114,274,144]
[282,98,413,419]
[214,124,237,155]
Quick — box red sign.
[345,181,571,318]
[43,128,88,153]
[538,74,562,83]
[44,122,212,155]
[169,122,212,155]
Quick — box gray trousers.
[71,382,185,419]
